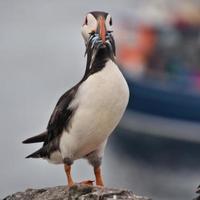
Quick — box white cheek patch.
[87,13,98,31]
[81,26,89,42]
[81,13,98,42]
[105,14,113,32]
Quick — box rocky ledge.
[194,185,200,200]
[3,184,151,200]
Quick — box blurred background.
[0,1,200,200]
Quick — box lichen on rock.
[3,184,151,200]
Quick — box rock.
[193,185,200,200]
[3,184,151,200]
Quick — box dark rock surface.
[3,184,151,200]
[193,185,200,200]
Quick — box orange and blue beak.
[96,16,106,44]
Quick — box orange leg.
[64,164,74,187]
[64,164,94,186]
[94,167,104,186]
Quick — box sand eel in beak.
[23,11,129,187]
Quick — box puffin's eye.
[84,17,88,25]
[109,18,112,26]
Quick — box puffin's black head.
[81,11,116,58]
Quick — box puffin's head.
[81,11,115,56]
[81,11,113,44]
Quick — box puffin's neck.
[92,48,110,69]
[84,47,115,78]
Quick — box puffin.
[23,11,129,187]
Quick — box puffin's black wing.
[45,85,79,145]
[23,81,83,158]
[22,131,47,144]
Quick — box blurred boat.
[126,76,200,123]
[112,11,200,168]
[113,75,200,168]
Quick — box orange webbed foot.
[79,180,95,186]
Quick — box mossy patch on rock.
[3,184,151,200]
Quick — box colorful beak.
[96,16,106,44]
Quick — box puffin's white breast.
[59,59,129,160]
